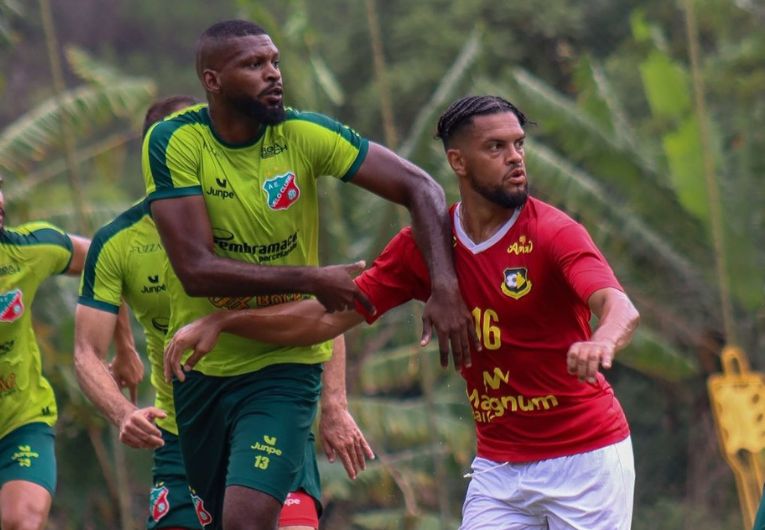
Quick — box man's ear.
[446,148,467,178]
[202,69,221,93]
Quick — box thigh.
[226,365,322,503]
[0,480,52,529]
[0,422,56,494]
[173,373,228,529]
[542,437,635,530]
[148,429,201,530]
[460,457,546,530]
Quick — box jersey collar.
[453,202,522,254]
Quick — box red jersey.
[355,197,630,462]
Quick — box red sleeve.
[548,222,623,302]
[353,227,431,323]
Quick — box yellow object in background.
[708,346,765,529]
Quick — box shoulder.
[525,197,582,236]
[90,201,149,253]
[280,108,362,141]
[1,221,72,250]
[146,104,210,148]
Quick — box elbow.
[630,306,641,333]
[172,257,218,297]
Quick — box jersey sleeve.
[142,117,204,204]
[354,227,431,323]
[20,222,73,276]
[285,111,369,182]
[548,222,623,302]
[78,226,124,314]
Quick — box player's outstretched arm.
[351,143,479,369]
[74,305,165,449]
[566,287,640,382]
[150,196,373,313]
[164,299,364,382]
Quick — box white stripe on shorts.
[460,437,635,530]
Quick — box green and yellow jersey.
[0,222,73,439]
[142,104,368,377]
[78,201,177,434]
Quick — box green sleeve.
[285,111,369,182]
[78,225,123,314]
[142,116,204,203]
[19,222,73,276]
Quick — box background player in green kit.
[75,95,203,530]
[0,178,135,530]
[76,96,373,530]
[143,19,476,530]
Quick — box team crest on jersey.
[0,289,24,322]
[190,490,213,527]
[263,172,300,210]
[149,484,170,522]
[501,268,532,299]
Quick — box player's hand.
[566,340,615,383]
[319,405,374,480]
[313,261,376,315]
[110,346,144,404]
[164,313,226,383]
[421,283,479,370]
[118,406,166,449]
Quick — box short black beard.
[470,178,529,210]
[232,95,286,125]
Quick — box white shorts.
[460,437,635,530]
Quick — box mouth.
[261,86,283,106]
[506,167,526,185]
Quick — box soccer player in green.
[142,19,475,530]
[0,180,134,530]
[76,96,372,530]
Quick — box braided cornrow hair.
[435,95,529,149]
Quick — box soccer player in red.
[164,95,640,529]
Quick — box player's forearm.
[170,253,328,298]
[113,304,136,357]
[74,345,135,427]
[217,300,363,346]
[321,336,349,412]
[590,289,640,351]
[398,165,457,290]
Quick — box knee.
[1,506,48,530]
[223,507,279,530]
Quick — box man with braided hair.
[165,95,640,529]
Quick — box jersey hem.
[192,354,330,378]
[476,429,630,464]
[341,139,369,182]
[146,186,203,205]
[77,296,120,314]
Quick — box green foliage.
[2,0,762,527]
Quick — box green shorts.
[173,363,323,529]
[147,428,201,529]
[0,422,56,494]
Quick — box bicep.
[74,305,119,360]
[151,196,214,272]
[66,235,91,275]
[351,142,426,206]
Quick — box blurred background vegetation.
[1,0,764,528]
